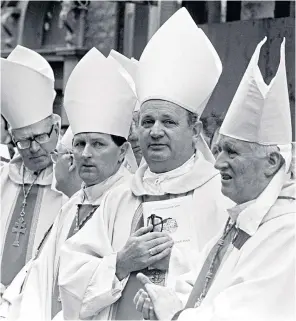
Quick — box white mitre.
[220,37,292,172]
[220,37,291,146]
[219,38,293,236]
[1,45,56,129]
[60,127,74,150]
[108,50,140,112]
[64,48,137,139]
[136,7,222,115]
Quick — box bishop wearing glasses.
[0,46,66,302]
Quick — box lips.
[221,173,232,181]
[149,143,167,148]
[30,155,46,160]
[81,164,95,169]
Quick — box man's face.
[214,135,270,204]
[11,117,59,172]
[73,132,125,187]
[128,111,142,165]
[138,100,197,173]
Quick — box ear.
[68,154,76,173]
[265,151,283,177]
[118,142,129,163]
[192,120,202,147]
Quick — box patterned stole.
[170,224,250,320]
[182,196,296,313]
[1,185,41,286]
[114,194,188,320]
[51,204,99,319]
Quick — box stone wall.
[84,1,118,56]
[200,17,295,138]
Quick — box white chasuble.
[58,151,233,320]
[1,165,132,321]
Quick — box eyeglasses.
[50,149,72,164]
[14,125,55,150]
[147,214,172,232]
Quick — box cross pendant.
[12,218,26,247]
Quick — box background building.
[1,0,295,138]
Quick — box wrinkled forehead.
[217,134,256,154]
[73,132,112,143]
[11,117,53,139]
[140,100,188,119]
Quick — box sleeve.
[176,216,295,321]
[170,236,218,306]
[58,194,129,320]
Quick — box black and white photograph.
[0,0,295,320]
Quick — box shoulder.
[100,179,140,222]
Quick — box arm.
[174,216,296,321]
[58,199,125,320]
[59,192,174,320]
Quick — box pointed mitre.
[136,7,222,115]
[220,37,291,145]
[1,45,56,129]
[108,50,140,111]
[64,48,137,139]
[60,126,74,150]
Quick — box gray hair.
[187,111,199,126]
[247,141,285,168]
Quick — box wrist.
[115,251,129,281]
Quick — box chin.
[146,152,170,162]
[221,186,234,201]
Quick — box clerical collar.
[8,155,53,186]
[79,164,126,204]
[227,165,291,236]
[143,154,195,182]
[227,200,255,224]
[131,150,219,196]
[141,154,196,195]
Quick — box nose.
[81,143,92,158]
[214,151,229,171]
[30,140,41,153]
[150,121,164,138]
[128,123,138,141]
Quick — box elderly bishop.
[0,46,66,300]
[134,37,295,321]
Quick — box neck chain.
[73,190,98,233]
[12,164,41,247]
[195,217,236,308]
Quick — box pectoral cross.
[12,218,26,247]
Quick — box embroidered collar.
[131,150,219,196]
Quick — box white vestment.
[58,151,232,319]
[0,156,66,294]
[1,165,132,321]
[174,179,295,321]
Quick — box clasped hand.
[116,226,174,280]
[133,273,183,320]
